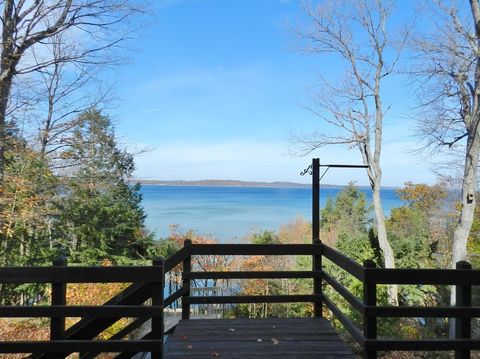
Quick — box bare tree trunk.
[372,181,398,305]
[0,0,15,181]
[0,77,10,181]
[450,0,480,269]
[449,130,479,337]
[452,133,479,266]
[40,98,54,158]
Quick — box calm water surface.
[140,185,403,241]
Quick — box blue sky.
[112,0,441,187]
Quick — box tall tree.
[412,1,480,270]
[294,0,406,304]
[0,0,143,181]
[55,109,153,264]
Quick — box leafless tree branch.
[292,0,408,305]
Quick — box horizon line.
[129,178,400,189]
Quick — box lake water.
[140,185,403,241]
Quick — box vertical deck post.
[312,158,322,317]
[313,238,323,317]
[182,239,192,320]
[312,158,320,242]
[152,257,165,359]
[363,260,377,359]
[455,260,472,359]
[50,256,66,341]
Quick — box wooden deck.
[165,317,355,358]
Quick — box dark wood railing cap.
[153,257,164,266]
[363,259,376,269]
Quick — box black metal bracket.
[300,162,368,179]
[320,167,331,181]
[300,164,312,176]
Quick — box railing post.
[313,238,322,317]
[312,158,320,242]
[152,257,165,359]
[50,256,66,341]
[455,260,472,359]
[182,239,192,320]
[312,158,321,318]
[363,260,377,359]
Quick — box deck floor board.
[165,318,355,358]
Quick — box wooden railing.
[179,240,480,359]
[0,247,191,359]
[319,246,480,359]
[1,241,479,359]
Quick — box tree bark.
[0,76,10,181]
[360,128,398,304]
[449,0,480,337]
[449,129,479,336]
[0,0,15,181]
[452,133,479,267]
[372,179,398,305]
[452,0,480,268]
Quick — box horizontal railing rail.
[367,268,480,285]
[366,305,480,318]
[1,241,479,359]
[183,270,321,279]
[184,294,322,304]
[0,266,164,284]
[188,243,322,256]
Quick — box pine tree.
[54,109,153,264]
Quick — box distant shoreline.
[130,179,398,190]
